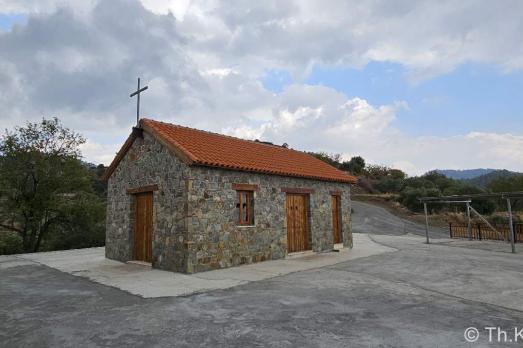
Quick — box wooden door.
[332,195,342,244]
[286,194,309,253]
[133,192,153,263]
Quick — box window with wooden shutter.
[237,190,255,225]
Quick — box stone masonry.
[106,132,352,273]
[106,132,191,272]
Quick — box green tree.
[364,164,391,180]
[487,175,523,193]
[342,156,366,175]
[0,232,23,255]
[395,171,497,214]
[0,118,105,253]
[399,186,440,212]
[310,152,342,168]
[487,175,523,210]
[398,177,440,212]
[371,167,407,193]
[389,169,407,180]
[374,176,405,193]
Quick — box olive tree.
[0,118,105,253]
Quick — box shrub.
[374,177,405,193]
[0,232,23,255]
[399,187,440,212]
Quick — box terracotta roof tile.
[139,119,356,183]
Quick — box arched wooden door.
[286,194,309,252]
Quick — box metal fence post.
[424,202,430,244]
[477,223,482,241]
[449,222,453,238]
[507,198,516,253]
[466,201,472,241]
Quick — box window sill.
[236,225,256,228]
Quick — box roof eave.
[101,133,138,181]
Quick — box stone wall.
[105,132,191,272]
[187,166,352,273]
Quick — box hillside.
[463,170,523,188]
[435,168,523,188]
[435,168,496,180]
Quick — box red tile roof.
[103,118,356,183]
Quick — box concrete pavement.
[356,233,523,312]
[3,233,395,298]
[3,232,523,347]
[2,201,523,347]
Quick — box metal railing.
[449,222,523,242]
[420,192,523,253]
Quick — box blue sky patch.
[261,69,293,93]
[271,61,523,137]
[0,14,27,31]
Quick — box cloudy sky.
[1,0,522,175]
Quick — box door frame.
[331,194,343,244]
[129,185,157,264]
[285,192,311,254]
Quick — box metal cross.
[130,77,148,125]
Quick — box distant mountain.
[463,170,523,188]
[435,169,497,180]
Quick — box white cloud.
[171,0,523,80]
[3,0,523,79]
[139,0,192,19]
[0,0,522,175]
[79,139,120,165]
[0,0,98,16]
